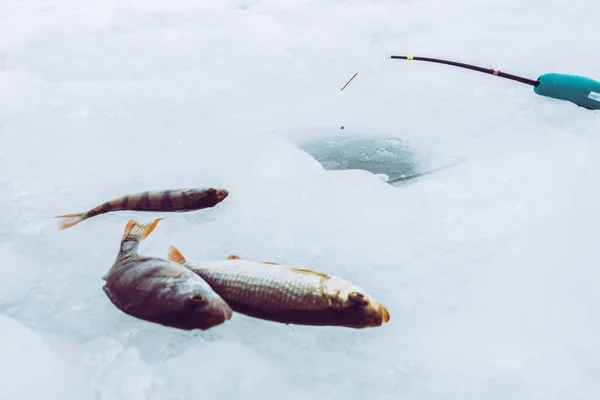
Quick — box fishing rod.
[390,55,600,110]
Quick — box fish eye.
[348,292,369,306]
[185,294,207,309]
[190,294,206,303]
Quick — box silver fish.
[168,248,390,329]
[102,219,233,331]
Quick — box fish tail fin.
[122,218,162,241]
[54,213,87,230]
[168,246,186,264]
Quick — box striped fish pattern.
[55,187,229,230]
[168,248,391,329]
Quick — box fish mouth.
[217,300,233,321]
[379,304,390,323]
[198,296,233,324]
[208,295,233,321]
[183,293,232,328]
[216,189,229,202]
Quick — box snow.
[1,0,600,399]
[0,314,86,399]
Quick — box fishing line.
[341,72,358,92]
[336,67,468,184]
[387,157,467,184]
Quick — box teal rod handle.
[534,73,600,110]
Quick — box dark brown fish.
[168,248,390,329]
[55,187,229,230]
[102,218,233,331]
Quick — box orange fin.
[122,219,162,241]
[263,261,279,265]
[168,246,186,264]
[54,212,87,230]
[290,268,330,279]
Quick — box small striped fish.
[168,248,390,329]
[102,218,233,331]
[55,187,228,230]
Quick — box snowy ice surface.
[1,0,600,399]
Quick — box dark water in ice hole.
[296,135,422,183]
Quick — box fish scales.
[168,247,391,328]
[183,260,329,311]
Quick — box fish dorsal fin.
[227,254,281,264]
[290,268,330,279]
[227,254,280,265]
[168,246,186,264]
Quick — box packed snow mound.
[0,315,89,400]
[1,0,600,399]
